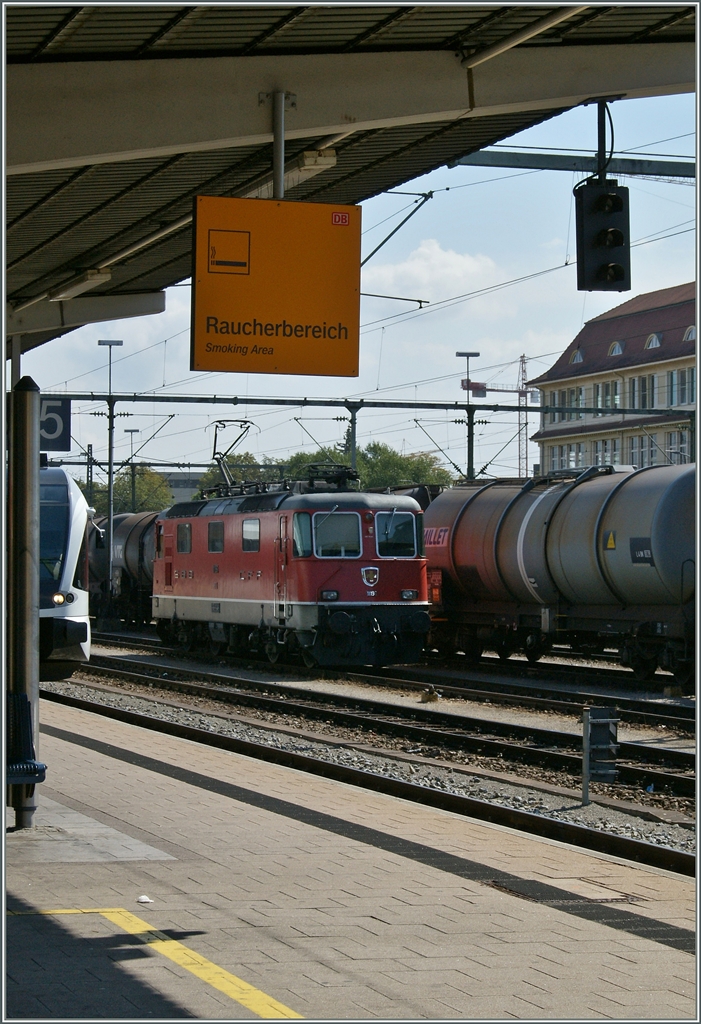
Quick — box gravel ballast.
[42,677,695,855]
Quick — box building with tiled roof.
[528,282,696,472]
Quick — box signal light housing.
[574,180,630,292]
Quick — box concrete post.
[8,376,42,828]
[273,91,285,200]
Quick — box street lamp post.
[98,339,123,603]
[125,429,140,511]
[456,351,480,480]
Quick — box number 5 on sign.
[40,398,71,451]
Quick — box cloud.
[363,238,499,306]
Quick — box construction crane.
[461,355,539,477]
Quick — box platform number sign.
[40,398,71,451]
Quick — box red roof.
[529,282,696,386]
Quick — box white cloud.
[363,238,498,305]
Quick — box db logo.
[332,212,349,226]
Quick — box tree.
[283,442,454,489]
[77,466,173,515]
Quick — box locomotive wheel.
[265,641,280,664]
[209,640,226,657]
[301,650,317,670]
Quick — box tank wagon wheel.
[208,640,226,657]
[495,641,513,661]
[524,633,550,665]
[630,652,658,684]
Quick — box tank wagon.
[40,466,91,679]
[424,463,695,688]
[90,468,431,668]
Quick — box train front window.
[40,502,69,581]
[313,512,361,558]
[293,513,312,557]
[376,511,416,557]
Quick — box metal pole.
[597,101,607,181]
[125,429,139,510]
[273,91,285,200]
[582,707,591,806]
[349,408,358,471]
[467,406,475,481]
[86,444,94,505]
[106,398,116,599]
[8,376,42,828]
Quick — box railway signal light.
[574,180,631,292]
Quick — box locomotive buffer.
[582,707,620,806]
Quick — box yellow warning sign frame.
[191,195,361,377]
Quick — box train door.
[160,524,173,591]
[275,515,288,621]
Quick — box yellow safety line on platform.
[8,908,302,1019]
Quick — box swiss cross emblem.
[361,567,379,587]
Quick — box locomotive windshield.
[313,512,361,558]
[376,511,417,557]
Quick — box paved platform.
[6,698,696,1020]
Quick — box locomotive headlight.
[52,593,65,605]
[401,589,418,601]
[321,590,339,601]
[65,592,75,604]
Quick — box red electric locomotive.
[151,469,430,667]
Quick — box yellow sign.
[191,195,361,376]
[604,530,616,550]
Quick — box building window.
[631,434,659,467]
[678,367,695,405]
[549,446,558,472]
[628,377,636,409]
[666,431,690,464]
[558,390,568,422]
[683,326,695,342]
[639,374,655,410]
[608,341,624,356]
[549,390,558,424]
[667,370,677,407]
[645,333,662,349]
[570,349,583,364]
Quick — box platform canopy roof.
[5,4,696,353]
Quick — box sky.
[19,91,696,485]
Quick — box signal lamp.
[321,590,339,601]
[574,179,630,292]
[401,589,419,600]
[52,593,65,605]
[65,592,75,604]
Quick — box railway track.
[82,653,695,796]
[39,682,694,878]
[91,632,695,734]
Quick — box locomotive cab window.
[242,518,260,552]
[313,512,361,558]
[208,521,224,553]
[176,522,192,553]
[293,512,312,557]
[376,511,417,557]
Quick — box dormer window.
[645,333,662,349]
[570,349,583,364]
[608,341,624,356]
[683,326,696,342]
